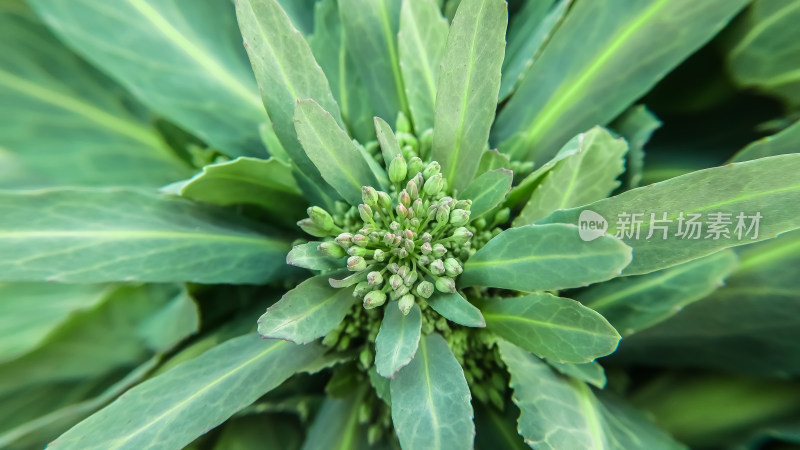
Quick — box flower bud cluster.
[299,154,475,316]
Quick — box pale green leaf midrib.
[128,0,262,110]
[106,342,283,450]
[377,0,409,117]
[403,3,438,106]
[573,379,606,450]
[303,108,364,192]
[729,1,800,59]
[584,263,702,310]
[519,0,671,147]
[0,230,283,250]
[266,290,346,336]
[467,248,625,269]
[736,238,800,273]
[420,337,441,450]
[485,312,613,338]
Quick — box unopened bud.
[449,209,470,226]
[352,234,369,247]
[298,218,328,237]
[421,242,432,254]
[430,259,445,276]
[452,227,473,244]
[408,157,424,177]
[335,232,353,247]
[387,263,400,273]
[398,294,415,315]
[389,274,404,290]
[432,243,447,258]
[373,249,386,262]
[347,256,367,272]
[390,221,401,231]
[395,247,409,258]
[353,281,371,298]
[421,232,432,242]
[396,203,408,219]
[423,173,444,196]
[444,258,463,277]
[389,154,408,183]
[363,290,387,309]
[397,265,410,279]
[377,191,392,209]
[357,204,373,223]
[435,277,456,293]
[395,284,410,296]
[403,270,418,285]
[362,185,379,206]
[407,179,419,200]
[436,203,451,223]
[416,281,434,298]
[383,233,396,246]
[367,271,383,286]
[403,239,415,253]
[308,206,334,231]
[348,246,367,257]
[422,161,441,179]
[418,255,431,266]
[419,129,433,157]
[454,199,472,210]
[318,241,346,258]
[494,208,510,225]
[396,112,411,133]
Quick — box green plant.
[1,0,799,449]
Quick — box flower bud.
[421,242,432,254]
[423,173,444,196]
[297,218,328,237]
[307,206,334,231]
[395,284,410,296]
[408,218,421,228]
[449,209,470,226]
[432,243,447,258]
[494,207,510,225]
[436,203,451,224]
[395,247,409,258]
[454,199,472,210]
[416,281,434,298]
[362,186,378,207]
[373,249,386,262]
[473,217,487,229]
[367,271,383,286]
[406,179,419,200]
[347,256,367,272]
[335,232,353,247]
[352,234,369,247]
[421,232,432,242]
[444,258,463,277]
[398,294,415,315]
[422,161,441,179]
[389,274,404,290]
[418,255,431,266]
[363,290,387,309]
[407,157,424,177]
[396,112,411,133]
[396,203,408,219]
[403,239,415,253]
[390,221,401,231]
[430,259,445,276]
[353,281,371,298]
[452,227,473,244]
[387,263,400,273]
[383,232,396,246]
[403,269,418,285]
[435,277,456,293]
[348,246,366,257]
[397,265,410,278]
[389,154,408,183]
[419,129,433,157]
[377,190,392,209]
[318,241,346,258]
[358,204,373,223]
[404,229,415,239]
[427,204,438,221]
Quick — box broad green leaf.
[610,105,661,189]
[236,0,342,193]
[339,0,409,123]
[494,0,750,164]
[477,149,511,175]
[165,157,306,227]
[309,0,374,143]
[277,0,316,34]
[258,274,355,345]
[375,303,422,377]
[474,403,527,450]
[0,284,189,395]
[49,334,324,450]
[391,333,474,450]
[548,361,607,389]
[577,250,737,337]
[0,283,110,363]
[499,0,569,101]
[461,224,633,291]
[730,119,800,163]
[616,229,800,377]
[541,154,800,275]
[0,188,291,284]
[215,414,304,450]
[499,340,685,450]
[136,286,200,352]
[427,291,486,328]
[483,293,620,363]
[29,0,268,157]
[375,117,404,167]
[0,9,189,188]
[460,168,512,219]
[514,127,628,226]
[301,387,370,450]
[432,0,507,191]
[368,366,392,406]
[294,99,380,205]
[398,0,448,133]
[726,0,800,106]
[287,242,345,271]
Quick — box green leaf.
[258,274,355,345]
[477,149,511,175]
[29,0,267,157]
[0,9,190,189]
[461,224,632,291]
[391,333,474,450]
[368,366,392,406]
[460,168,513,220]
[726,0,800,106]
[136,286,200,352]
[339,0,409,124]
[547,361,607,389]
[730,119,800,163]
[0,188,291,284]
[514,127,628,226]
[494,0,750,163]
[165,157,306,227]
[301,387,370,450]
[398,0,448,133]
[49,334,324,450]
[287,242,345,271]
[427,291,486,328]
[499,0,569,101]
[610,105,661,188]
[576,250,737,337]
[483,293,620,363]
[616,229,800,377]
[541,154,800,275]
[474,403,527,450]
[277,0,316,34]
[294,99,380,205]
[375,117,404,167]
[375,303,422,378]
[0,283,110,363]
[432,0,507,191]
[236,0,342,191]
[215,414,304,450]
[498,340,685,450]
